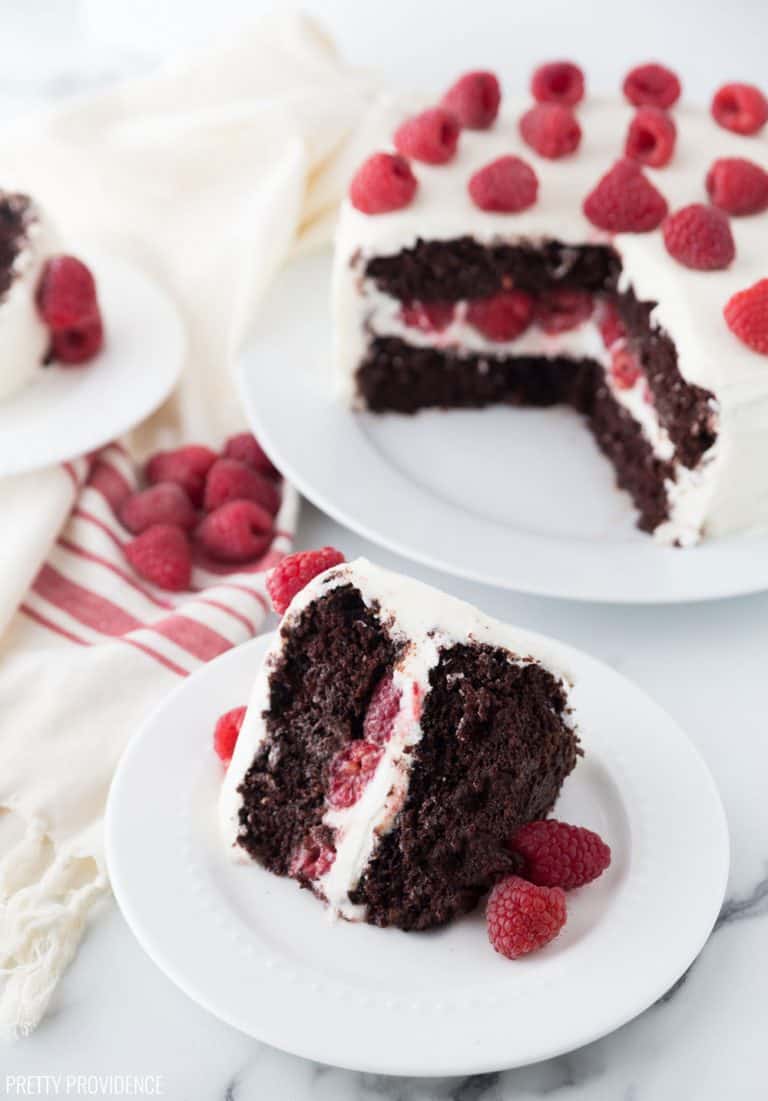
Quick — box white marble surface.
[3,4,768,1098]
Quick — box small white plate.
[106,631,728,1076]
[0,249,184,475]
[239,250,768,603]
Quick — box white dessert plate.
[239,250,768,603]
[0,248,184,476]
[106,631,728,1077]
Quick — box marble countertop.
[3,5,768,1098]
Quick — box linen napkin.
[0,13,378,1036]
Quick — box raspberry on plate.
[519,103,581,159]
[486,875,567,960]
[394,107,460,165]
[622,63,681,109]
[36,255,99,330]
[724,279,768,355]
[326,740,383,809]
[196,499,273,563]
[124,523,192,592]
[535,288,593,334]
[119,482,197,535]
[400,300,455,333]
[146,445,217,507]
[441,70,501,129]
[624,107,677,168]
[706,157,768,216]
[213,705,247,764]
[663,203,735,271]
[349,153,418,215]
[711,83,768,135]
[51,316,104,365]
[466,289,534,342]
[583,158,668,233]
[266,546,345,615]
[468,156,538,213]
[530,61,585,107]
[203,458,281,516]
[222,433,280,479]
[510,819,611,890]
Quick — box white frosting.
[332,93,768,544]
[0,195,58,402]
[219,557,576,920]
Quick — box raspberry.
[711,83,768,136]
[596,300,626,349]
[622,63,681,109]
[327,741,383,809]
[469,156,538,213]
[51,316,104,365]
[510,819,611,890]
[213,705,246,764]
[349,153,417,215]
[441,70,501,129]
[535,288,593,334]
[394,107,460,165]
[400,300,455,333]
[583,158,668,233]
[662,203,735,271]
[146,445,217,507]
[724,279,768,355]
[36,255,99,329]
[196,500,273,563]
[222,433,279,479]
[363,674,402,746]
[203,458,280,516]
[624,107,676,168]
[119,482,197,535]
[290,828,336,881]
[519,103,581,159]
[530,61,585,107]
[486,876,567,960]
[706,157,768,216]
[266,546,345,615]
[610,344,642,389]
[124,524,192,591]
[466,289,534,342]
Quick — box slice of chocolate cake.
[220,558,580,931]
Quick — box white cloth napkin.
[0,13,378,1036]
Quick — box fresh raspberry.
[363,674,402,746]
[624,107,676,168]
[213,705,246,764]
[196,500,273,563]
[535,288,593,334]
[51,316,104,365]
[622,63,681,109]
[510,819,612,890]
[36,255,99,329]
[327,741,383,809]
[466,289,534,342]
[469,156,538,213]
[662,203,735,271]
[583,158,668,233]
[486,876,567,960]
[118,482,197,535]
[394,107,460,165]
[124,524,192,591]
[596,300,626,349]
[146,445,217,507]
[519,103,581,159]
[610,343,642,389]
[349,153,418,215]
[266,546,345,615]
[203,458,280,516]
[290,828,336,881]
[711,83,768,136]
[222,433,279,479]
[706,157,768,216]
[530,61,585,107]
[724,279,768,355]
[400,300,455,333]
[441,70,501,129]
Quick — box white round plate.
[239,250,768,603]
[0,249,184,475]
[106,631,728,1076]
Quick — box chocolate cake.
[219,558,580,930]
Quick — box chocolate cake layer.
[350,643,580,930]
[237,585,398,874]
[0,193,33,300]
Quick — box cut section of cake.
[220,556,580,931]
